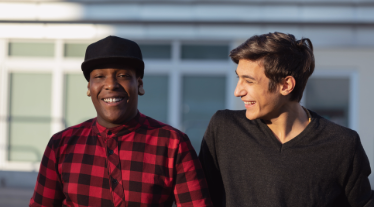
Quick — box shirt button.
[112,179,118,185]
[108,149,114,155]
[107,131,112,135]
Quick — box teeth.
[244,101,256,105]
[103,97,123,103]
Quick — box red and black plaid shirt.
[30,112,212,207]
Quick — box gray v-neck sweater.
[199,110,374,207]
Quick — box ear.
[279,76,295,96]
[138,78,145,96]
[87,82,91,97]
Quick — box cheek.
[125,83,139,96]
[248,86,267,100]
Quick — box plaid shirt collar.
[92,111,146,138]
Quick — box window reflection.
[9,73,52,162]
[305,78,350,127]
[182,76,226,152]
[138,75,169,124]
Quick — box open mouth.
[102,97,124,103]
[244,101,256,106]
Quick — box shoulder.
[210,109,247,124]
[313,111,358,138]
[208,109,256,131]
[212,109,245,118]
[311,110,359,150]
[203,109,255,143]
[48,118,95,149]
[141,115,188,142]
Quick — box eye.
[118,74,131,78]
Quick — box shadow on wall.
[0,170,37,188]
[0,187,34,207]
[0,171,36,206]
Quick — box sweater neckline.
[256,109,318,150]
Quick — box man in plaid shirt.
[29,36,212,207]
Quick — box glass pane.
[64,43,89,58]
[64,74,96,127]
[9,42,54,57]
[138,75,168,124]
[139,44,171,59]
[9,121,50,162]
[181,45,229,60]
[305,77,350,127]
[9,73,52,162]
[182,76,226,152]
[10,73,52,117]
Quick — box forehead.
[90,67,136,74]
[236,59,265,76]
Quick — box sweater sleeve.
[345,135,374,207]
[199,112,226,207]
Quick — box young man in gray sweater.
[199,32,374,207]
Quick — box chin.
[245,111,259,120]
[101,112,125,123]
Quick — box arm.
[345,135,374,207]
[199,113,225,207]
[29,138,65,207]
[173,133,213,207]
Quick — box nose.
[234,80,246,97]
[104,75,119,91]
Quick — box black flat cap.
[81,36,144,81]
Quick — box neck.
[263,102,309,144]
[97,111,138,129]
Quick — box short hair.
[230,32,315,102]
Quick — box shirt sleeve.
[173,132,213,207]
[29,137,65,207]
[344,135,374,207]
[199,112,226,207]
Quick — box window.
[138,75,169,124]
[1,40,230,166]
[8,42,54,57]
[139,44,171,59]
[181,45,229,60]
[64,74,96,127]
[8,73,52,162]
[304,77,350,127]
[182,76,226,151]
[64,43,89,58]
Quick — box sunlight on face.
[234,59,283,120]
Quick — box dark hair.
[230,32,315,102]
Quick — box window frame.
[0,38,233,171]
[301,70,359,130]
[8,39,56,58]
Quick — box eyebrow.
[235,70,256,81]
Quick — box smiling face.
[88,67,143,128]
[234,59,287,121]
